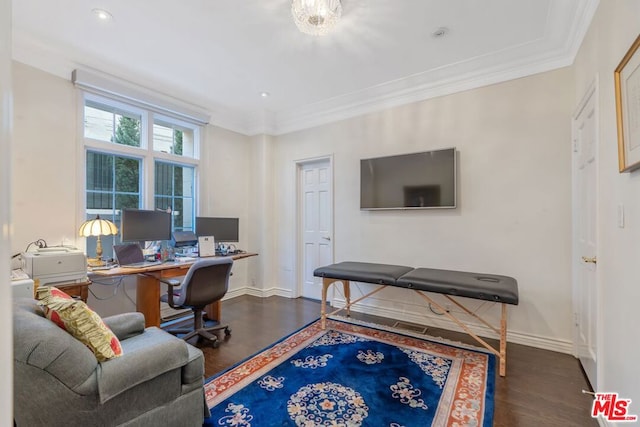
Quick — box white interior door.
[299,158,333,300]
[573,85,598,390]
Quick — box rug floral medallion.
[205,318,495,426]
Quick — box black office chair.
[160,257,233,347]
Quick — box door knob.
[581,256,597,264]
[321,236,331,241]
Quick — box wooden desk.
[90,253,257,327]
[55,280,92,303]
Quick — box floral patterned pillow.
[36,286,123,362]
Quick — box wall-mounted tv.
[360,148,457,210]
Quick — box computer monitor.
[121,209,172,245]
[195,217,239,242]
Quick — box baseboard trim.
[225,286,293,299]
[331,297,573,355]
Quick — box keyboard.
[120,261,162,268]
[90,265,117,271]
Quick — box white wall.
[1,0,13,422]
[573,0,640,408]
[273,68,575,351]
[247,134,281,296]
[200,125,253,295]
[12,62,79,251]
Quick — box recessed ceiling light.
[432,27,449,38]
[92,8,113,21]
[260,92,270,98]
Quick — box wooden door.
[573,84,598,390]
[299,158,333,300]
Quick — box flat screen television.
[360,148,456,210]
[121,209,172,243]
[195,217,239,242]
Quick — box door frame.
[571,76,600,389]
[295,154,334,299]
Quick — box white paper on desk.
[198,236,216,257]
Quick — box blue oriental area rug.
[204,318,495,426]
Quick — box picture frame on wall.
[614,34,640,172]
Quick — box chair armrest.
[160,278,181,287]
[96,327,189,403]
[102,312,145,341]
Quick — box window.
[82,94,200,259]
[84,100,142,147]
[153,119,195,157]
[154,161,195,232]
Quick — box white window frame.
[78,92,202,251]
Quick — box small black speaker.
[171,231,198,248]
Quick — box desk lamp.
[79,215,118,266]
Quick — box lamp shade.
[78,215,118,237]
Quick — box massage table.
[313,261,519,376]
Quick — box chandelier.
[291,0,342,36]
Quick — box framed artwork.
[615,34,640,172]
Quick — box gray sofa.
[13,298,210,426]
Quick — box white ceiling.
[12,0,598,135]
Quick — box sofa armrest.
[96,327,189,403]
[102,312,145,341]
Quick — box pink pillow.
[36,286,123,361]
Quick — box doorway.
[297,157,334,300]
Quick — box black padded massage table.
[313,261,519,376]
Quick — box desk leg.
[204,302,221,322]
[137,275,160,328]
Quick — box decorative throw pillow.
[36,286,123,362]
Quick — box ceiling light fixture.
[260,92,270,98]
[291,0,342,36]
[92,8,113,21]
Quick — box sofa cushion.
[36,286,123,362]
[97,327,190,403]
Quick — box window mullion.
[144,110,154,209]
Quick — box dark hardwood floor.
[176,295,597,427]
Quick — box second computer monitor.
[195,217,239,242]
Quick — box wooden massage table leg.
[500,303,507,377]
[321,278,332,329]
[415,291,509,377]
[321,278,389,330]
[322,278,351,329]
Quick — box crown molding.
[268,0,599,136]
[12,0,598,137]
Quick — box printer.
[22,247,87,287]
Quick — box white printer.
[22,247,87,286]
[11,268,34,298]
